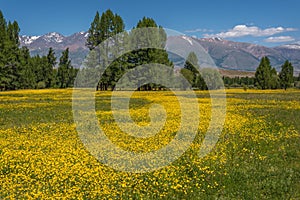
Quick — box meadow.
[0,89,299,199]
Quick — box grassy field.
[0,89,299,199]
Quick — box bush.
[37,81,46,89]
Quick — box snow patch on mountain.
[20,35,41,45]
[43,32,64,43]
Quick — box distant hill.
[19,32,300,75]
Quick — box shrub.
[37,81,46,89]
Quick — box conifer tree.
[85,10,125,90]
[57,48,72,88]
[255,56,278,89]
[45,48,56,87]
[182,52,200,87]
[18,47,36,89]
[279,60,294,90]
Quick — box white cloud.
[185,28,214,33]
[264,36,295,43]
[204,25,297,38]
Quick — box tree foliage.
[84,12,173,91]
[279,60,294,90]
[0,10,78,90]
[255,56,279,89]
[57,48,77,88]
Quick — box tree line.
[0,9,299,91]
[0,11,77,91]
[224,57,298,90]
[180,52,298,90]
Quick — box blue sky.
[1,0,300,46]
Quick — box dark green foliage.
[86,11,100,50]
[85,10,126,90]
[182,52,200,87]
[128,17,173,91]
[279,60,294,90]
[57,48,77,88]
[45,48,56,87]
[86,10,125,51]
[18,47,36,89]
[222,76,255,88]
[0,11,20,90]
[255,56,279,89]
[0,11,63,90]
[180,68,194,86]
[83,12,173,91]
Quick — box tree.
[128,17,173,90]
[279,60,294,90]
[255,56,278,89]
[85,10,125,90]
[57,48,75,88]
[183,52,200,87]
[195,74,207,90]
[180,68,194,88]
[18,47,36,89]
[270,67,280,89]
[86,10,125,50]
[45,48,57,88]
[86,11,101,50]
[1,20,21,90]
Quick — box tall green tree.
[86,10,125,50]
[85,10,125,90]
[2,20,20,90]
[180,68,194,89]
[57,48,75,88]
[86,11,101,50]
[128,17,173,90]
[279,60,294,90]
[182,52,200,87]
[255,56,278,89]
[270,67,280,89]
[45,48,56,87]
[18,47,36,89]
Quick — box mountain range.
[19,32,300,75]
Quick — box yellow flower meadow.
[0,89,299,199]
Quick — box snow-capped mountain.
[19,32,89,68]
[19,31,89,50]
[19,31,300,75]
